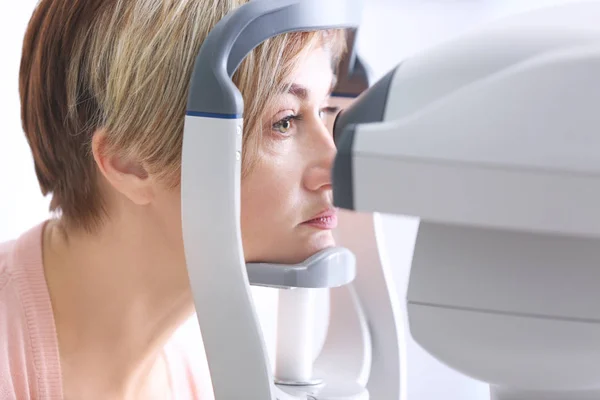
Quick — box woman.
[0,0,347,398]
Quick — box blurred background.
[0,0,583,242]
[0,1,586,399]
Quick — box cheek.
[241,158,297,225]
[240,146,307,259]
[240,168,287,262]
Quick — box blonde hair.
[19,0,347,233]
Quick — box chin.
[289,234,338,264]
[247,231,337,265]
[303,231,336,256]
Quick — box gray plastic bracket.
[331,65,400,210]
[332,65,399,145]
[247,247,356,289]
[187,0,365,117]
[332,124,358,211]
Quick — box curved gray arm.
[186,0,365,117]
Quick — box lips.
[302,208,338,230]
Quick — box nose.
[303,118,337,193]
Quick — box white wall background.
[356,0,591,82]
[0,1,587,398]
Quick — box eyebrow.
[285,74,338,101]
[288,84,309,100]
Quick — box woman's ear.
[91,129,154,206]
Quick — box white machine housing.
[331,2,600,398]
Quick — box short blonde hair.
[19,0,347,233]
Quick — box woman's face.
[240,48,340,264]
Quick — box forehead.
[287,48,335,96]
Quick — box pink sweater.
[0,221,214,399]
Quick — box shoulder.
[0,221,62,399]
[0,234,34,397]
[164,316,215,400]
[0,220,47,299]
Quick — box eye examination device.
[181,0,600,399]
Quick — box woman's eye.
[320,106,341,119]
[273,116,294,135]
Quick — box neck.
[42,215,194,398]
